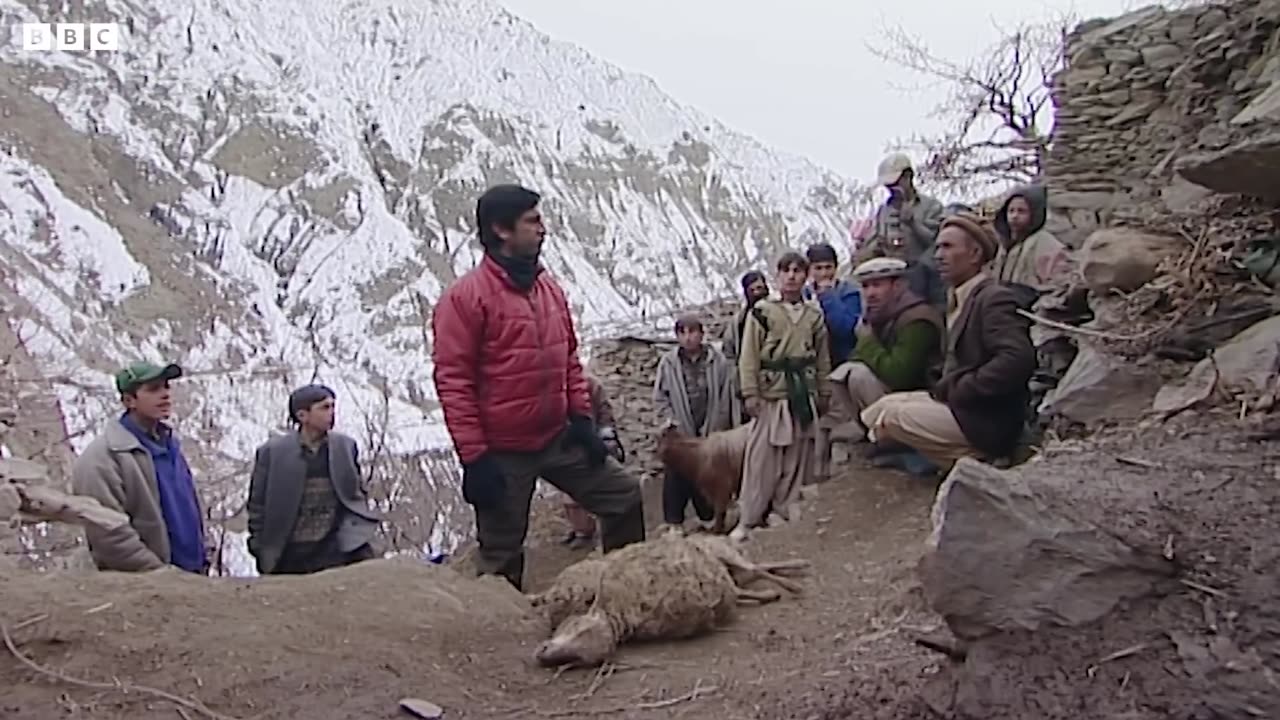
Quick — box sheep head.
[534,610,618,667]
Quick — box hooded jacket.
[991,185,1072,294]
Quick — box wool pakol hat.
[852,257,909,281]
[114,361,183,394]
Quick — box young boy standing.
[559,374,626,548]
[652,313,734,533]
[734,252,832,539]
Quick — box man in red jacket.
[431,184,646,590]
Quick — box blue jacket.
[806,280,862,365]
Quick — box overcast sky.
[500,0,1144,184]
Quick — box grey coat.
[652,345,734,437]
[246,431,381,574]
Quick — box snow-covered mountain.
[0,0,863,556]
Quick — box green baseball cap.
[114,361,183,394]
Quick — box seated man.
[861,213,1035,471]
[990,184,1073,305]
[829,257,944,444]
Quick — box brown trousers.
[476,429,645,590]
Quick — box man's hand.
[600,427,626,463]
[566,414,608,467]
[854,318,873,342]
[744,397,762,419]
[814,278,836,294]
[462,454,507,509]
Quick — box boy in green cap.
[71,361,209,573]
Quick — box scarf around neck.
[489,250,540,292]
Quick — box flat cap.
[852,257,909,281]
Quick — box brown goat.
[656,422,752,534]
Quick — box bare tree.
[869,17,1072,195]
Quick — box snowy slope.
[0,0,864,558]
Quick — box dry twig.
[1,621,241,720]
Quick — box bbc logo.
[21,23,120,51]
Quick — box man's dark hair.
[476,184,541,249]
[288,384,336,425]
[776,251,809,272]
[805,243,838,265]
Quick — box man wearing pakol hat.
[828,257,945,445]
[71,361,210,573]
[856,153,946,308]
[247,384,382,575]
[860,213,1035,471]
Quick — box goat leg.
[712,508,727,535]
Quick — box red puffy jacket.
[431,255,592,464]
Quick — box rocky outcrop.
[1047,0,1280,247]
[1176,131,1280,202]
[920,459,1177,641]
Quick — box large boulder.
[1175,131,1280,203]
[1154,314,1280,414]
[1078,227,1180,294]
[920,459,1177,641]
[1038,345,1163,426]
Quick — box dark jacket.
[247,431,381,575]
[931,278,1035,458]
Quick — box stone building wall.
[1046,0,1280,247]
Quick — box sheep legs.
[724,557,810,595]
[735,586,782,604]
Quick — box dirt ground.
[2,414,1277,719]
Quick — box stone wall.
[1046,0,1280,247]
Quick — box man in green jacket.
[829,258,945,444]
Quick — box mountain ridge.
[0,0,861,560]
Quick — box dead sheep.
[529,533,808,667]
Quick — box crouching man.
[72,362,209,574]
[247,385,382,575]
[559,373,627,548]
[432,184,645,591]
[829,257,944,444]
[861,213,1035,469]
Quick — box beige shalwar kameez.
[736,299,831,531]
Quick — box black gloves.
[462,454,507,509]
[566,414,608,467]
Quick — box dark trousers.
[272,540,375,575]
[475,429,646,591]
[662,468,714,526]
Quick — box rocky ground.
[3,406,1277,719]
